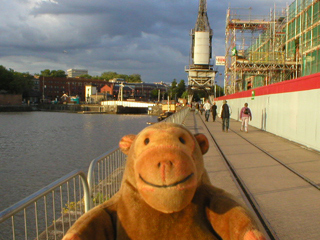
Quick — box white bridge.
[101,100,156,108]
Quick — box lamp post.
[42,77,46,103]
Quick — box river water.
[0,111,157,212]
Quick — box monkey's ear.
[194,133,209,155]
[119,134,136,155]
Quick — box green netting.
[302,49,320,76]
[311,50,317,74]
[253,75,265,88]
[288,0,314,21]
[314,2,319,22]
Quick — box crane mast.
[185,0,216,104]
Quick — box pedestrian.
[240,103,252,133]
[203,100,211,122]
[219,100,232,132]
[211,102,217,122]
[195,102,200,114]
[200,103,204,115]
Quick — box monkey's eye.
[179,137,186,144]
[144,138,150,145]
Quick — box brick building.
[37,76,111,102]
[35,76,169,103]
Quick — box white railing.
[0,170,90,240]
[163,106,190,124]
[0,107,190,239]
[87,148,126,208]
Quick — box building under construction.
[224,0,319,94]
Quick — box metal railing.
[163,106,189,124]
[0,170,90,240]
[0,107,190,240]
[87,148,126,209]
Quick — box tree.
[176,80,186,98]
[11,72,34,94]
[128,74,142,83]
[169,79,178,100]
[100,71,119,81]
[0,65,14,92]
[215,85,224,97]
[0,65,34,94]
[168,79,187,101]
[150,89,159,101]
[40,69,51,77]
[99,72,142,83]
[53,70,67,77]
[78,74,92,79]
[181,91,189,99]
[193,90,206,102]
[40,69,67,77]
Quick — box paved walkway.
[183,112,320,240]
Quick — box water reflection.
[0,112,157,211]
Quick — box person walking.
[211,102,217,122]
[203,100,211,122]
[195,102,200,114]
[240,103,252,133]
[200,103,204,115]
[219,100,232,132]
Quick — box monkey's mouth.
[139,173,194,188]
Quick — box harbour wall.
[0,94,22,105]
[0,103,164,115]
[215,73,320,152]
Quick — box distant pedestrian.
[211,102,217,122]
[219,100,232,132]
[195,102,200,114]
[240,103,252,133]
[200,103,204,115]
[203,100,211,122]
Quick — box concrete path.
[183,111,320,240]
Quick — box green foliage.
[169,79,186,100]
[181,91,188,99]
[92,192,109,204]
[193,90,206,102]
[40,69,51,77]
[150,89,159,100]
[100,71,118,80]
[0,65,34,94]
[63,200,84,213]
[215,85,224,97]
[0,65,14,91]
[177,80,186,97]
[127,74,142,83]
[78,74,92,79]
[40,69,67,77]
[11,72,34,94]
[100,72,142,83]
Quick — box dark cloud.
[0,0,287,83]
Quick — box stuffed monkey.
[63,122,266,240]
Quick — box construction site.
[224,0,319,94]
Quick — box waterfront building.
[111,82,168,102]
[37,76,111,102]
[67,69,88,78]
[34,76,169,103]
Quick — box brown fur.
[63,122,266,240]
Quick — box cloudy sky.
[1,0,288,85]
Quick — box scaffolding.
[224,0,319,95]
